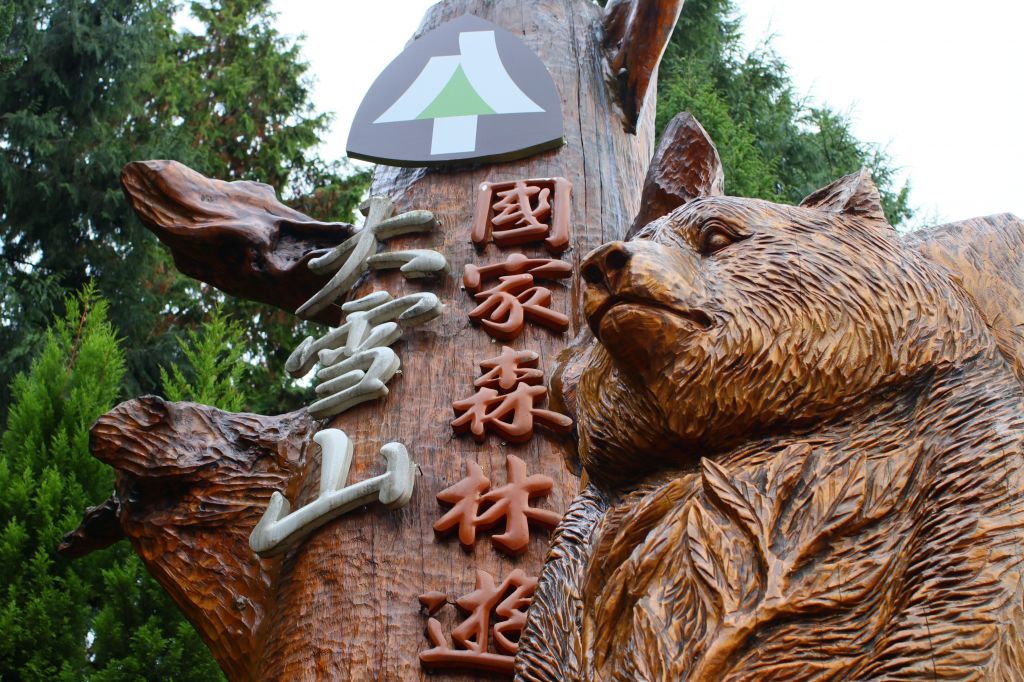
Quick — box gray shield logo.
[347,14,564,167]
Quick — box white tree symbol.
[374,31,544,155]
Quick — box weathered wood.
[517,166,1024,678]
[120,160,354,325]
[68,1,663,680]
[265,1,659,677]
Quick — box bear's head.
[564,169,990,486]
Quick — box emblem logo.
[347,14,564,167]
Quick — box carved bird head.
[121,160,354,325]
[60,396,315,680]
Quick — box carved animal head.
[566,166,989,485]
[121,160,353,325]
[60,396,314,681]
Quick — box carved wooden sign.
[59,0,1024,678]
[347,14,564,167]
[59,1,695,679]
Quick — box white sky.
[271,0,1024,226]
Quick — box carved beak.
[121,160,355,324]
[58,494,125,558]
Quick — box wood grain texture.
[82,397,317,682]
[516,169,1024,680]
[68,1,663,680]
[904,213,1024,384]
[120,160,353,325]
[627,111,724,238]
[602,0,686,132]
[270,1,657,676]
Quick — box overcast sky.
[271,1,1023,226]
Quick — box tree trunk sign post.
[61,1,686,680]
[60,1,1024,679]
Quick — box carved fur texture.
[517,172,1024,680]
[87,397,316,681]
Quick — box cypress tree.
[0,286,224,680]
[658,0,912,225]
[160,304,248,411]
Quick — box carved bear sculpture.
[516,169,1024,680]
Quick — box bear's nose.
[581,241,631,289]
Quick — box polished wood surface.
[120,160,354,325]
[517,167,1024,679]
[627,112,724,238]
[602,0,686,132]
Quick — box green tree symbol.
[375,30,543,155]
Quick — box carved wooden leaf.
[786,453,868,569]
[685,503,743,616]
[860,444,923,522]
[700,459,765,554]
[762,444,811,521]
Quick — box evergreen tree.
[155,0,369,416]
[0,0,18,76]
[0,0,180,416]
[160,304,248,411]
[0,0,369,422]
[0,286,224,681]
[657,0,912,225]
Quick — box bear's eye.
[699,221,739,255]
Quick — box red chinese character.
[419,569,538,675]
[463,252,572,294]
[493,182,550,240]
[433,461,490,549]
[468,273,569,341]
[475,346,543,392]
[451,382,573,443]
[433,455,561,555]
[478,455,561,555]
[472,178,571,254]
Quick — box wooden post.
[61,0,685,679]
[266,2,672,677]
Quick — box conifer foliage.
[160,305,248,411]
[657,0,912,225]
[0,0,18,76]
[0,0,369,420]
[0,287,223,681]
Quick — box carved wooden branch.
[61,396,316,682]
[603,0,686,132]
[121,160,355,325]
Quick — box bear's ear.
[800,168,888,223]
[626,112,725,238]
